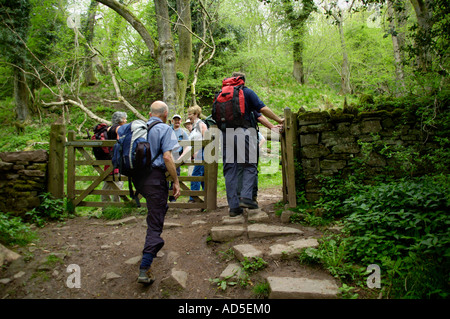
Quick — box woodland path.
[0,187,341,300]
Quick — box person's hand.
[172,181,181,199]
[271,124,283,133]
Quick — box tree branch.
[95,0,156,57]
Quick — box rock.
[125,256,141,265]
[232,244,263,262]
[164,222,183,229]
[102,272,122,281]
[191,220,206,225]
[219,263,245,280]
[267,276,339,299]
[0,150,48,163]
[210,225,246,242]
[247,209,269,223]
[268,238,319,258]
[222,215,245,225]
[0,244,21,267]
[106,216,137,226]
[280,210,294,223]
[13,271,26,279]
[0,278,12,284]
[247,224,303,239]
[160,269,188,291]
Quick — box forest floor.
[0,186,341,300]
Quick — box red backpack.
[212,76,251,130]
[91,123,112,160]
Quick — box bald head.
[150,100,168,122]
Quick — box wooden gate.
[64,129,219,213]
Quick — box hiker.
[184,118,193,133]
[133,101,180,284]
[169,114,189,202]
[220,72,284,217]
[179,105,208,203]
[236,112,282,203]
[102,111,127,203]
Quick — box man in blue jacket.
[133,100,181,284]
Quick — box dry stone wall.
[295,108,436,203]
[0,150,48,215]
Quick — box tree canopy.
[0,0,448,126]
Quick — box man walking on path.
[221,72,284,217]
[132,101,181,284]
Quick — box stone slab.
[222,215,245,225]
[247,209,269,223]
[267,276,339,299]
[268,238,319,258]
[210,225,246,242]
[232,244,263,262]
[247,224,303,239]
[219,263,245,280]
[161,268,188,291]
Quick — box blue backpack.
[112,120,162,205]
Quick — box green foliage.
[0,212,37,246]
[342,175,450,265]
[298,234,364,283]
[252,281,270,299]
[101,205,136,220]
[313,174,450,298]
[240,256,268,274]
[25,192,67,227]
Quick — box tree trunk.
[337,17,351,95]
[387,0,406,95]
[282,0,315,85]
[175,0,192,109]
[292,26,306,84]
[409,0,433,72]
[14,65,30,123]
[83,0,98,86]
[154,0,178,111]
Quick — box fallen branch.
[106,60,147,121]
[41,99,111,125]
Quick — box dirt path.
[0,187,330,299]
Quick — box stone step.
[210,224,304,242]
[210,225,246,241]
[267,276,340,299]
[247,224,303,239]
[268,238,319,258]
[232,244,263,261]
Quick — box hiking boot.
[239,198,258,209]
[229,207,243,217]
[137,268,155,285]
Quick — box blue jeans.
[190,150,204,201]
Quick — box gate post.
[66,130,76,213]
[48,122,66,199]
[204,129,219,210]
[282,107,297,208]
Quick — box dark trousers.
[133,168,168,257]
[222,128,258,209]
